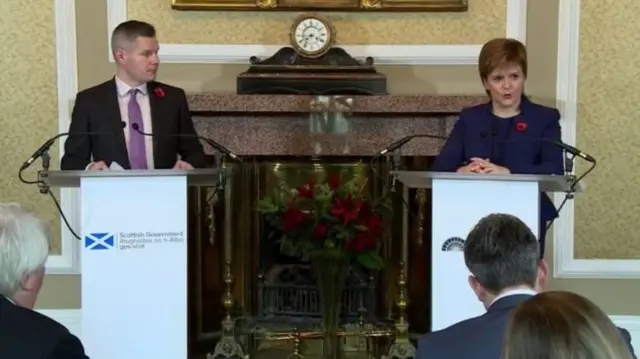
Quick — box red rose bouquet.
[257,163,389,270]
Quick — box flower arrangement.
[257,163,390,270]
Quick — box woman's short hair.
[478,38,528,81]
[0,203,50,296]
[502,291,634,359]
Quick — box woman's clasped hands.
[457,157,511,174]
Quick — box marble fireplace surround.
[187,94,488,157]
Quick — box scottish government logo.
[441,237,465,252]
[84,232,115,250]
[84,231,185,251]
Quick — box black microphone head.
[131,123,139,130]
[120,121,126,128]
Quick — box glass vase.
[312,254,349,359]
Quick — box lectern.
[45,169,222,359]
[390,171,583,332]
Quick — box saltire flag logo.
[85,232,115,250]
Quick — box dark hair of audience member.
[464,213,540,294]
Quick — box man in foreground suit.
[0,203,89,359]
[60,20,205,171]
[416,213,636,359]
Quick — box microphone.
[19,124,126,171]
[20,134,67,171]
[373,133,596,176]
[377,134,448,155]
[128,122,242,162]
[474,133,595,164]
[548,140,595,163]
[377,133,594,163]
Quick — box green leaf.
[257,197,279,213]
[356,251,385,270]
[279,238,296,257]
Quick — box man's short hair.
[0,203,50,296]
[464,213,539,293]
[110,20,156,52]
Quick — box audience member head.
[0,203,50,308]
[478,38,527,113]
[110,20,159,87]
[464,213,546,308]
[502,291,634,359]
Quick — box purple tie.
[127,89,147,169]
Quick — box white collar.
[489,288,537,307]
[114,76,148,97]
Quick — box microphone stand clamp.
[389,150,402,193]
[213,149,226,192]
[38,148,52,194]
[563,152,577,199]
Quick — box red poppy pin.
[515,121,527,132]
[154,87,165,98]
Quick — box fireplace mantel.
[186,93,487,156]
[186,93,487,113]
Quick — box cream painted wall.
[572,0,640,259]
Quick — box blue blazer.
[431,96,564,223]
[415,294,637,359]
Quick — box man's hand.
[173,160,193,170]
[87,161,108,171]
[469,158,510,174]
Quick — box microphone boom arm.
[130,122,241,162]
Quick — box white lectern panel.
[80,175,188,359]
[431,178,539,331]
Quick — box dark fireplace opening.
[258,218,378,320]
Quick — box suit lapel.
[485,96,532,163]
[148,81,165,165]
[479,101,496,159]
[104,79,131,169]
[515,96,532,137]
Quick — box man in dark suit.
[0,203,88,359]
[416,213,636,359]
[60,20,205,171]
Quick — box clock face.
[292,17,332,56]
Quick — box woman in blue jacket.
[431,38,564,258]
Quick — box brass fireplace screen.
[189,155,432,359]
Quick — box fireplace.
[255,162,381,323]
[183,93,485,358]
